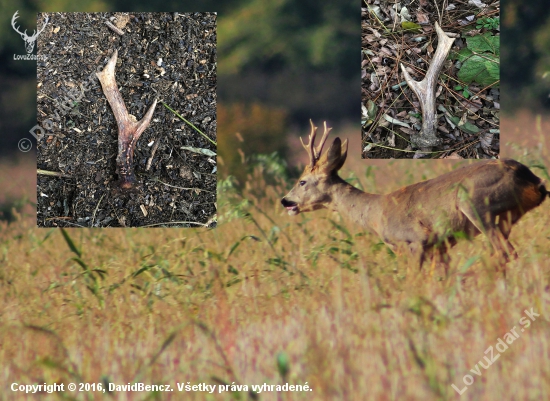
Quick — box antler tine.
[300,119,318,168]
[315,121,332,158]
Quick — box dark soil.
[36,12,217,227]
[362,1,500,159]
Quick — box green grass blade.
[161,102,217,146]
[60,228,81,258]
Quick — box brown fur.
[282,132,547,277]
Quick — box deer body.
[281,122,547,273]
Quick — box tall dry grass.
[1,117,550,400]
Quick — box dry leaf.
[416,12,429,24]
[181,146,217,157]
[479,132,494,154]
[468,0,487,8]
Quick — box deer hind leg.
[436,243,451,278]
[408,242,428,272]
[429,242,451,278]
[413,242,451,278]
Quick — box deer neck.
[326,176,383,232]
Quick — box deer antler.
[400,22,455,149]
[300,120,332,168]
[96,49,157,189]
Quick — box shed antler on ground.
[400,22,455,149]
[96,49,157,189]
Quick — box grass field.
[1,115,550,401]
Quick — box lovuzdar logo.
[12,10,49,60]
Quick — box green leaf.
[465,33,499,55]
[484,60,500,83]
[475,17,499,31]
[454,48,473,62]
[458,54,499,87]
[454,33,499,86]
[448,116,480,135]
[458,121,479,134]
[401,21,421,32]
[366,99,377,119]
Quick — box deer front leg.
[460,206,516,275]
[409,240,451,278]
[486,228,518,272]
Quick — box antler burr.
[400,22,455,149]
[96,49,157,189]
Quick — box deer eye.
[299,180,306,186]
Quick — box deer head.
[281,121,348,215]
[12,11,49,54]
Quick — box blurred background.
[501,0,550,109]
[500,0,550,174]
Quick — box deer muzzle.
[281,197,299,215]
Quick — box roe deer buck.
[281,121,547,276]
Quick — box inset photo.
[36,12,217,227]
[362,1,500,159]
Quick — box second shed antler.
[96,49,157,189]
[400,22,455,149]
[300,120,332,169]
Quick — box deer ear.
[322,137,348,173]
